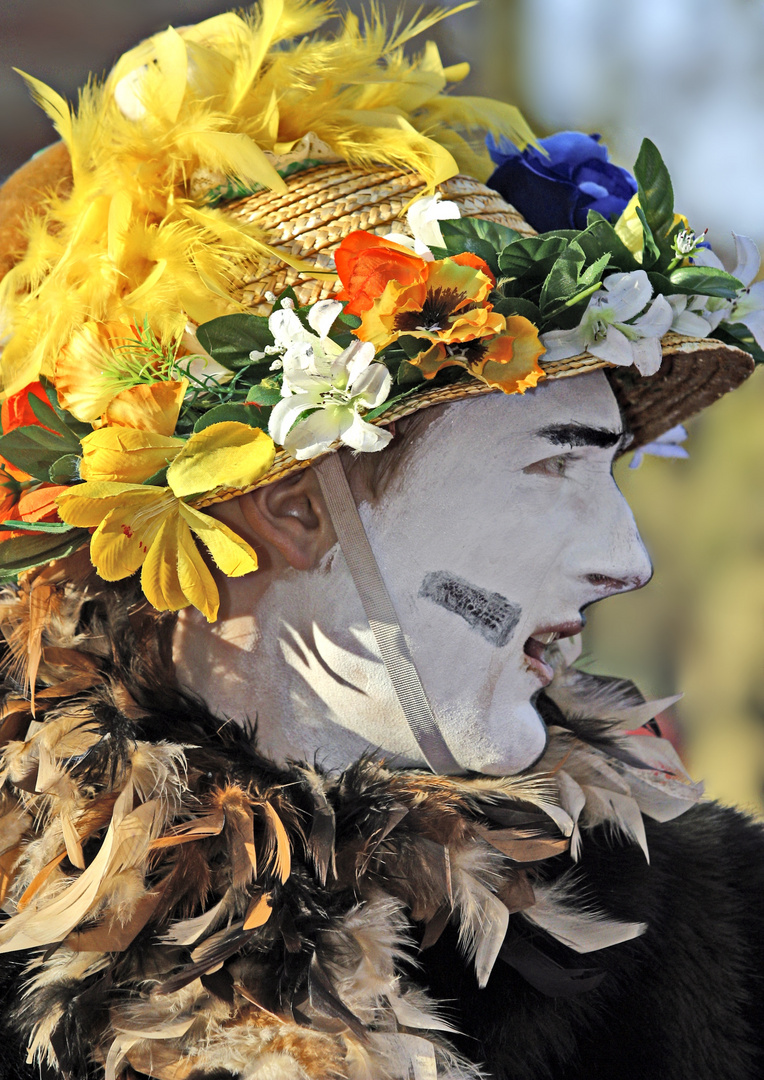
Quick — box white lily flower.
[268,309,393,459]
[665,295,716,339]
[384,193,461,261]
[541,270,673,376]
[673,233,764,348]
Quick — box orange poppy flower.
[0,475,69,542]
[1,381,53,436]
[334,232,429,316]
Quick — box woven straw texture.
[194,164,754,506]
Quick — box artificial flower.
[614,194,690,263]
[53,321,183,423]
[680,233,764,348]
[269,337,392,459]
[540,270,673,375]
[79,427,184,484]
[409,315,545,394]
[334,234,428,317]
[103,379,188,436]
[0,466,68,542]
[1,380,53,435]
[629,425,689,469]
[57,422,275,620]
[487,131,637,232]
[384,193,461,259]
[352,250,501,351]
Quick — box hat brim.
[192,165,753,506]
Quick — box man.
[0,5,762,1079]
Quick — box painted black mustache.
[419,571,521,647]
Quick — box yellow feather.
[14,71,72,147]
[1,0,536,398]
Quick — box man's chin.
[450,699,549,776]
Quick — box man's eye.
[523,453,578,477]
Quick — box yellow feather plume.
[1,0,536,396]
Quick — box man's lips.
[523,620,584,686]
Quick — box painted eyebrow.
[536,423,628,450]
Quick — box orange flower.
[410,315,546,395]
[1,381,53,436]
[335,232,429,316]
[0,470,69,543]
[356,253,503,351]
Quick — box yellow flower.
[80,427,184,484]
[103,379,187,435]
[614,194,690,263]
[57,422,275,620]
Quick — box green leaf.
[192,402,270,433]
[441,216,521,253]
[196,313,274,370]
[142,466,169,487]
[575,218,638,273]
[539,242,586,310]
[394,360,426,387]
[713,322,764,365]
[634,138,675,245]
[439,218,520,274]
[498,233,577,278]
[28,394,82,451]
[0,528,89,578]
[668,265,743,299]
[246,382,282,407]
[397,335,426,361]
[493,296,542,323]
[0,519,74,534]
[338,311,361,329]
[39,379,92,438]
[636,205,660,267]
[364,383,423,420]
[0,427,69,482]
[49,454,81,484]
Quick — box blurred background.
[1,0,763,812]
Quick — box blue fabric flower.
[486,131,637,233]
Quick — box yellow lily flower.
[104,379,188,435]
[57,423,275,620]
[79,427,184,484]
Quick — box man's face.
[355,370,652,773]
[176,371,652,776]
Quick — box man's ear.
[235,468,337,571]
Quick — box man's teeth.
[535,632,559,645]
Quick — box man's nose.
[576,488,653,596]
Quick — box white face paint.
[174,371,652,775]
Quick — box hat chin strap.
[314,453,462,775]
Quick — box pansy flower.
[410,315,545,394]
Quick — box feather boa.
[0,566,701,1080]
[0,0,537,396]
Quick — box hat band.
[314,453,462,775]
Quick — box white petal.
[113,67,148,121]
[691,246,725,271]
[666,294,688,317]
[603,270,653,322]
[269,307,310,347]
[588,326,635,368]
[307,299,343,339]
[268,394,319,446]
[628,336,663,376]
[539,327,589,362]
[738,308,764,350]
[731,233,761,287]
[671,308,714,338]
[341,339,377,386]
[407,193,460,249]
[340,410,394,453]
[283,405,344,460]
[349,363,392,408]
[631,294,673,338]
